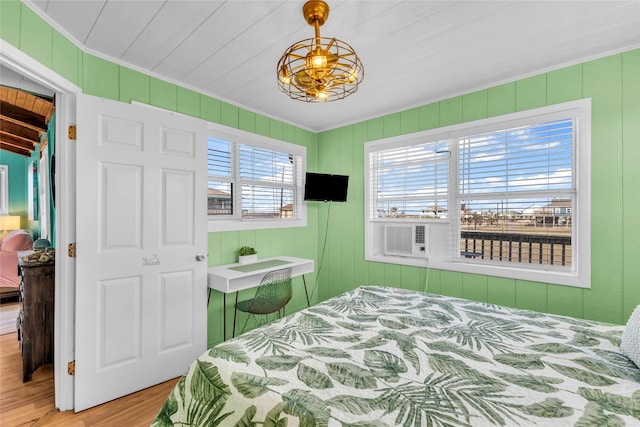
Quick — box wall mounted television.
[304,173,349,202]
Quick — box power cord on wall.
[423,260,431,294]
[307,201,332,303]
[423,225,431,294]
[309,203,431,298]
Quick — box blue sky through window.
[373,118,573,218]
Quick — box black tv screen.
[304,173,349,202]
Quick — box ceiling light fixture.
[277,0,364,103]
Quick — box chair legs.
[239,313,252,336]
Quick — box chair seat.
[235,299,253,313]
[236,298,288,314]
[234,268,292,335]
[236,295,292,314]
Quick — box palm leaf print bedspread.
[153,286,640,426]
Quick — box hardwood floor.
[0,300,19,335]
[0,332,179,426]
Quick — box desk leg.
[302,275,310,307]
[222,293,227,342]
[232,292,239,338]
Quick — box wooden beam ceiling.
[0,86,54,157]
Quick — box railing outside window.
[461,231,571,267]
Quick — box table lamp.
[0,215,21,240]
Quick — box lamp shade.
[0,215,20,231]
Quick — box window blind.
[239,144,296,219]
[0,166,8,215]
[207,138,232,177]
[457,118,575,268]
[207,138,233,215]
[371,140,449,219]
[459,118,574,198]
[239,145,294,185]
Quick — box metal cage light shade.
[277,0,364,102]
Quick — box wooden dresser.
[16,251,55,382]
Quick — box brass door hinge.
[68,243,76,258]
[68,125,76,140]
[68,360,75,375]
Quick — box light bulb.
[348,69,357,83]
[307,48,328,69]
[311,55,327,68]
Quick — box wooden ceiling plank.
[45,108,54,123]
[0,141,30,157]
[26,93,38,113]
[0,87,54,121]
[0,101,47,131]
[0,87,16,104]
[26,97,37,113]
[0,87,54,158]
[16,89,30,110]
[0,129,37,146]
[16,90,30,110]
[0,133,35,150]
[0,116,43,136]
[0,119,43,142]
[34,98,55,119]
[33,98,47,115]
[0,141,32,153]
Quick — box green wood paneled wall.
[3,0,639,337]
[1,0,318,346]
[317,49,640,326]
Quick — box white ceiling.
[24,0,640,132]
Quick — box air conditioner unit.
[384,224,428,258]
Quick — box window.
[0,165,8,216]
[370,139,449,219]
[365,99,591,288]
[207,124,306,231]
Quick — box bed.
[0,230,33,299]
[152,286,640,426]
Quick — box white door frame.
[0,40,80,410]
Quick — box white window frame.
[0,165,8,216]
[365,99,591,288]
[207,123,307,232]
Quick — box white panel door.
[74,94,208,411]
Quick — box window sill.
[365,254,429,268]
[364,254,589,288]
[370,218,450,225]
[208,217,307,232]
[429,258,590,289]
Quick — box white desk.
[207,256,314,339]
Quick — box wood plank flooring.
[0,301,19,335]
[0,332,179,426]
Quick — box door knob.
[195,253,206,262]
